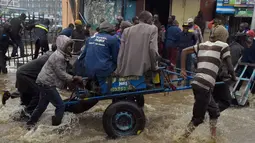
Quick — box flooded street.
[1,72,255,143]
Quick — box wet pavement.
[0,72,255,143]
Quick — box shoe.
[2,91,11,105]
[2,68,8,74]
[25,123,35,130]
[10,91,20,99]
[52,116,62,126]
[182,122,196,138]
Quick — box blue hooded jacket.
[83,33,119,79]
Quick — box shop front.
[216,0,254,34]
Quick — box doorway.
[145,0,171,26]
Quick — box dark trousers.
[0,51,7,73]
[23,90,40,115]
[191,84,220,126]
[33,39,49,59]
[27,85,65,125]
[213,82,232,112]
[11,38,24,57]
[20,92,32,106]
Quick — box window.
[1,1,8,5]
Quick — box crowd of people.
[1,10,255,140]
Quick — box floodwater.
[1,72,255,143]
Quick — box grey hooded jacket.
[36,35,74,88]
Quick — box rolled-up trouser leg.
[207,96,220,120]
[191,84,220,126]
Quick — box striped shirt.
[192,41,231,90]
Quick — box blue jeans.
[27,85,65,125]
[11,38,24,56]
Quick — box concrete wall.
[172,0,201,25]
[62,0,75,28]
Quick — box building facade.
[62,0,215,29]
[0,0,20,7]
[19,0,62,16]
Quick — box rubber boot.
[2,91,11,105]
[183,122,196,138]
[52,116,62,126]
[210,119,217,140]
[10,91,21,99]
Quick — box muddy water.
[1,73,255,143]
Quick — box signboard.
[235,7,253,17]
[221,0,255,6]
[247,0,255,4]
[217,0,236,14]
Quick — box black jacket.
[26,23,49,41]
[71,26,87,53]
[16,51,53,92]
[10,17,24,39]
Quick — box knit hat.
[75,20,82,25]
[210,25,229,42]
[120,21,132,29]
[99,21,115,33]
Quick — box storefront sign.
[235,7,253,17]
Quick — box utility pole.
[76,0,79,20]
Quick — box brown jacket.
[115,23,159,76]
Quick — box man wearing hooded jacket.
[26,35,83,128]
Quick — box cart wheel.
[103,101,146,138]
[112,95,144,107]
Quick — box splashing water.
[1,74,255,143]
